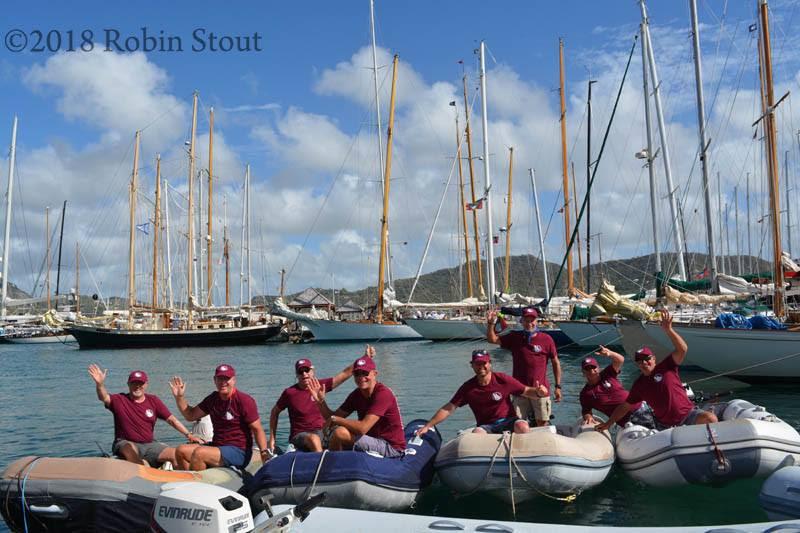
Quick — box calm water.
[1,338,798,529]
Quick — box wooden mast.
[152,155,161,310]
[759,0,785,317]
[187,92,198,326]
[127,131,141,327]
[376,54,399,324]
[223,195,230,306]
[279,268,286,300]
[45,206,50,310]
[456,113,473,298]
[503,147,514,293]
[207,107,214,306]
[559,38,574,296]
[463,75,485,299]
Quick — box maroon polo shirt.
[449,372,527,426]
[107,393,172,443]
[626,355,693,427]
[579,365,642,426]
[276,377,334,439]
[499,330,557,391]
[338,382,406,451]
[198,389,260,450]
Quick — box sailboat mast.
[479,42,497,304]
[187,91,198,326]
[45,207,50,310]
[152,155,161,309]
[456,113,473,298]
[128,131,140,326]
[759,0,785,317]
[164,180,174,310]
[558,39,574,296]
[747,172,752,272]
[503,147,513,293]
[207,107,214,306]
[376,54,399,324]
[735,185,742,275]
[463,75,485,298]
[246,167,252,309]
[55,200,66,300]
[571,162,584,291]
[640,0,688,281]
[75,242,79,314]
[223,195,230,306]
[640,23,662,274]
[587,80,596,293]
[530,168,550,301]
[1,116,17,318]
[785,150,793,257]
[689,0,719,290]
[239,169,246,307]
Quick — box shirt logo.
[602,381,611,389]
[654,373,663,383]
[491,392,502,401]
[225,411,234,420]
[533,345,542,353]
[145,409,154,418]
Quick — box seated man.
[579,346,654,428]
[269,345,376,453]
[88,364,200,466]
[597,310,718,432]
[169,364,269,470]
[308,357,405,458]
[416,349,548,436]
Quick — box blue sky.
[1,1,799,304]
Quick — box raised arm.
[596,345,625,373]
[416,402,457,436]
[660,309,688,365]
[88,364,111,406]
[331,345,375,389]
[486,311,501,345]
[168,376,207,422]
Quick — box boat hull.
[555,320,621,348]
[403,318,571,346]
[65,323,282,349]
[292,318,423,342]
[5,334,75,344]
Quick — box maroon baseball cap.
[214,364,236,378]
[471,349,491,363]
[522,308,539,319]
[127,370,148,384]
[634,347,654,361]
[353,357,376,372]
[295,359,314,372]
[581,357,598,369]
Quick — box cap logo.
[491,392,502,402]
[220,366,228,371]
[145,409,154,418]
[134,372,142,378]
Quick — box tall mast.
[127,131,140,326]
[479,41,497,304]
[246,167,252,309]
[640,0,688,281]
[747,172,752,272]
[187,91,198,326]
[456,113,473,298]
[75,242,79,314]
[224,195,230,306]
[587,80,597,293]
[207,107,214,306]
[503,147,513,293]
[45,207,50,310]
[641,23,662,274]
[152,155,161,309]
[55,200,66,300]
[558,39,574,296]
[369,0,392,290]
[717,171,727,273]
[1,116,17,318]
[197,159,203,305]
[689,0,719,290]
[571,162,584,291]
[376,54,398,324]
[279,267,285,301]
[239,169,247,307]
[785,150,793,257]
[164,180,174,310]
[463,75,485,298]
[530,168,550,301]
[735,185,742,275]
[759,0,785,317]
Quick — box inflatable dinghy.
[434,421,614,503]
[0,456,261,532]
[616,399,800,487]
[760,459,800,520]
[245,419,441,511]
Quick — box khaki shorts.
[513,396,551,424]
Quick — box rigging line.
[139,97,186,134]
[9,162,36,288]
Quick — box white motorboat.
[555,319,622,347]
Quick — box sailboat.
[619,0,800,381]
[67,95,281,349]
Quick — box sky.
[1,0,800,307]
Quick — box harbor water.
[2,339,798,529]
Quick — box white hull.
[289,317,422,342]
[556,320,621,347]
[760,465,800,520]
[616,400,800,487]
[403,318,485,340]
[634,321,800,380]
[5,334,75,344]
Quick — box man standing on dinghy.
[307,356,406,458]
[416,349,549,436]
[268,345,376,453]
[169,364,269,470]
[486,307,562,426]
[579,348,655,428]
[88,364,202,466]
[596,310,718,432]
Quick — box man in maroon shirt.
[88,364,200,466]
[169,364,269,470]
[269,345,375,453]
[416,349,548,436]
[596,310,718,432]
[308,357,405,458]
[486,307,562,426]
[579,347,654,428]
